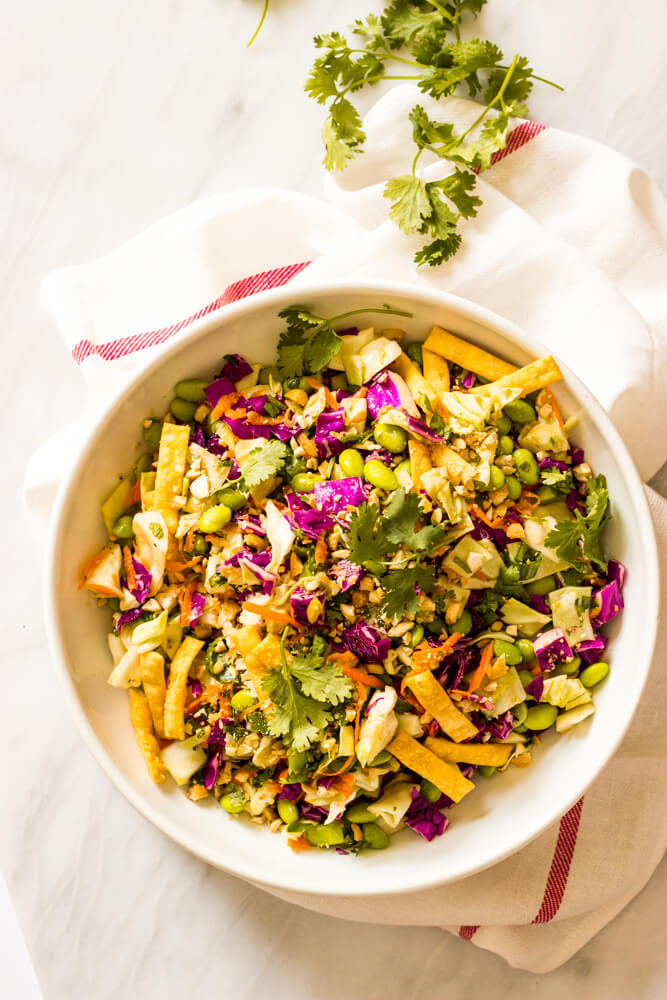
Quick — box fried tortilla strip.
[129,688,167,784]
[425,326,516,382]
[422,349,450,412]
[471,355,563,397]
[406,670,479,742]
[425,735,512,767]
[393,351,430,405]
[429,443,476,486]
[387,732,474,803]
[140,650,167,739]
[235,626,272,708]
[381,327,406,342]
[408,439,432,492]
[163,636,204,740]
[154,423,190,532]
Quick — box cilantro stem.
[309,305,413,333]
[411,148,423,176]
[279,626,290,673]
[497,66,564,91]
[456,54,519,145]
[247,0,269,48]
[426,0,456,23]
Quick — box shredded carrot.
[241,602,298,626]
[179,580,197,626]
[305,377,323,391]
[314,536,328,564]
[327,651,358,667]
[545,388,565,432]
[288,834,311,852]
[123,481,141,510]
[469,503,502,528]
[123,545,136,593]
[297,432,318,459]
[319,755,354,777]
[357,386,368,398]
[411,632,461,672]
[323,386,338,410]
[245,411,287,427]
[353,680,367,745]
[331,772,355,797]
[341,665,384,689]
[182,523,199,554]
[467,642,493,694]
[589,606,600,619]
[209,392,239,423]
[166,558,200,573]
[78,550,106,590]
[184,683,221,715]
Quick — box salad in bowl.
[80,303,625,856]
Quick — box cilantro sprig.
[545,475,610,573]
[240,439,288,489]
[262,632,353,751]
[276,303,412,378]
[305,1,561,267]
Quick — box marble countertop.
[3,0,666,997]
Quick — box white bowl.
[44,280,659,897]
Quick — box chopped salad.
[82,305,624,853]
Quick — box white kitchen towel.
[27,92,667,972]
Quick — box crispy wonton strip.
[140,650,167,739]
[408,439,432,492]
[430,444,476,485]
[392,351,430,404]
[163,636,204,740]
[129,688,167,783]
[425,326,516,381]
[424,735,512,767]
[422,349,450,409]
[381,327,406,342]
[154,423,190,533]
[235,626,273,708]
[471,355,562,397]
[387,731,474,803]
[406,669,478,742]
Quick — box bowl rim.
[43,278,660,897]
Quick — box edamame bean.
[487,465,506,491]
[537,484,558,504]
[518,669,534,688]
[406,343,423,371]
[580,661,609,688]
[220,793,246,814]
[231,690,257,712]
[478,765,496,778]
[346,803,378,824]
[493,638,523,666]
[513,448,540,486]
[362,823,389,850]
[216,488,246,511]
[277,799,299,825]
[287,750,308,776]
[170,397,197,422]
[516,638,535,662]
[498,434,514,455]
[291,472,324,493]
[111,515,134,539]
[134,453,153,475]
[552,654,581,677]
[305,821,346,847]
[191,534,210,556]
[450,610,472,636]
[420,779,441,803]
[198,504,232,533]
[503,399,537,424]
[512,701,528,725]
[369,750,393,767]
[374,423,408,454]
[364,460,399,491]
[426,618,446,636]
[496,415,512,435]
[108,597,121,612]
[524,704,558,731]
[258,365,280,385]
[506,475,522,501]
[527,574,556,596]
[409,624,425,648]
[143,419,163,451]
[174,378,208,402]
[338,448,364,479]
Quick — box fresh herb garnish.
[541,467,575,494]
[305,1,561,266]
[380,563,436,618]
[545,475,610,573]
[263,631,353,750]
[276,304,412,378]
[348,489,445,569]
[240,439,288,488]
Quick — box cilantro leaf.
[241,439,287,488]
[348,502,391,568]
[414,234,462,267]
[384,174,432,235]
[305,326,342,373]
[381,0,441,50]
[380,563,436,619]
[541,467,575,494]
[290,637,353,704]
[383,489,445,552]
[545,475,610,573]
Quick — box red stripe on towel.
[71,260,311,364]
[531,797,584,924]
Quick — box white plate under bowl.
[44,280,658,898]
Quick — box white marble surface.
[2,0,666,997]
